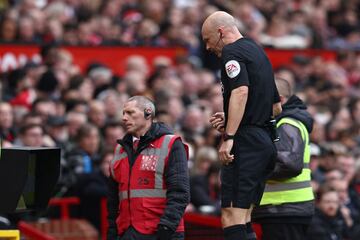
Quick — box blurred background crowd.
[1,0,360,50]
[0,0,360,239]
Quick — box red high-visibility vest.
[110,134,186,235]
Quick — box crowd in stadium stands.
[0,0,360,239]
[0,0,360,50]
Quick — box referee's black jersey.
[220,37,280,129]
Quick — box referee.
[202,11,281,240]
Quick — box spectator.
[123,71,147,96]
[125,55,150,77]
[88,66,112,97]
[190,162,221,215]
[88,100,107,130]
[181,104,206,147]
[307,186,352,240]
[0,0,357,52]
[66,111,87,141]
[18,16,39,43]
[46,115,68,149]
[192,146,218,175]
[15,124,45,147]
[0,17,17,42]
[32,98,57,122]
[62,123,101,195]
[97,89,122,121]
[22,112,43,125]
[71,150,113,231]
[0,102,15,142]
[330,177,360,227]
[103,121,125,149]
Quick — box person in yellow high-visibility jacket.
[252,78,315,240]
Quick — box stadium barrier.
[18,197,97,240]
[18,221,55,240]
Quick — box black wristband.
[223,133,235,141]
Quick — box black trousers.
[261,223,309,240]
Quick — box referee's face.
[202,28,222,57]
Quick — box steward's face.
[122,101,148,135]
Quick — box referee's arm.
[226,86,248,135]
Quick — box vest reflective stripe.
[111,145,122,178]
[155,135,173,189]
[264,180,311,192]
[118,152,128,160]
[131,189,167,198]
[119,189,167,200]
[260,117,314,206]
[261,187,314,205]
[119,191,128,201]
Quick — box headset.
[215,32,223,48]
[144,108,152,119]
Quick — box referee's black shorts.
[221,126,276,209]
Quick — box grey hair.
[127,96,156,118]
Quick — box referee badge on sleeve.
[225,60,241,78]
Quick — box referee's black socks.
[224,224,247,240]
[246,222,257,240]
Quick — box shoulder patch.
[225,60,241,79]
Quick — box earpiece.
[144,109,152,119]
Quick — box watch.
[223,133,235,141]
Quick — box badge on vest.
[141,155,159,171]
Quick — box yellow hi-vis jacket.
[260,117,314,205]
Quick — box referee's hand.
[210,112,225,132]
[218,139,234,165]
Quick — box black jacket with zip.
[107,122,190,239]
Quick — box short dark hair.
[19,124,44,135]
[75,123,98,142]
[315,184,337,202]
[275,77,292,99]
